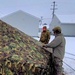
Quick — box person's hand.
[42,44,47,48]
[42,44,46,47]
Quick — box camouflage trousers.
[52,57,63,75]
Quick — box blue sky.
[0,0,75,19]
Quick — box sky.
[0,0,75,19]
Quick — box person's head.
[42,26,47,32]
[52,26,61,35]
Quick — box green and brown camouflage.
[0,20,51,75]
[40,30,50,44]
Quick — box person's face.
[43,27,47,32]
[53,31,57,36]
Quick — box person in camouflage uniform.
[42,26,66,75]
[39,26,50,44]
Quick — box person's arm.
[43,36,62,48]
[47,31,50,42]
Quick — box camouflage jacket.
[40,30,50,44]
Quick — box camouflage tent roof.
[0,20,50,74]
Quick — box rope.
[63,61,75,72]
[66,52,75,56]
[65,56,75,60]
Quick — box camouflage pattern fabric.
[0,20,51,75]
[40,30,50,44]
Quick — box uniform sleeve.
[48,31,50,39]
[46,31,50,43]
[45,36,62,48]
